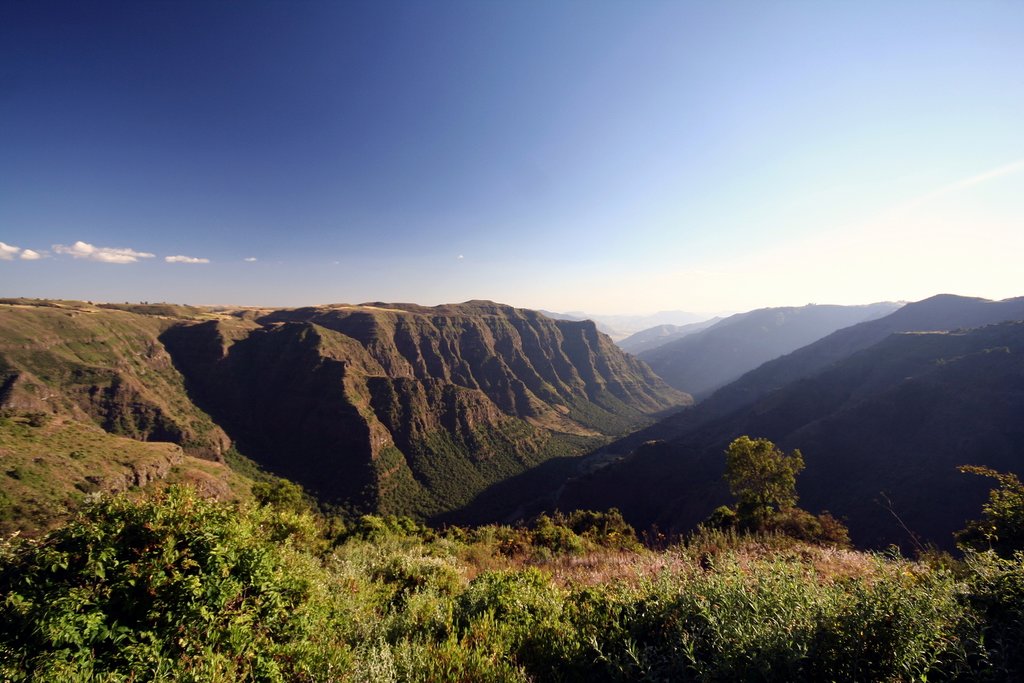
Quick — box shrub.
[767,508,851,548]
[957,465,1024,557]
[962,551,1024,678]
[0,487,348,681]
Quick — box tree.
[724,435,805,527]
[956,465,1024,557]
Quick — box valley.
[3,292,1024,681]
[5,293,1023,552]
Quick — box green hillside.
[0,413,253,537]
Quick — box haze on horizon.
[2,1,1023,316]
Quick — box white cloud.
[0,241,21,260]
[244,257,258,262]
[20,249,42,260]
[457,254,464,260]
[165,255,210,264]
[53,241,155,264]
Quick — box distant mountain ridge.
[540,310,713,341]
[689,294,1024,425]
[617,318,722,355]
[557,294,1024,549]
[639,302,901,398]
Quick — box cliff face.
[0,299,688,520]
[161,301,689,516]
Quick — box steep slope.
[639,302,900,398]
[0,301,230,460]
[1,299,687,522]
[162,301,689,517]
[559,321,1024,549]
[617,318,721,355]
[690,294,1024,424]
[0,413,253,537]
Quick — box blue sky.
[2,0,1023,314]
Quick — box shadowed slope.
[639,302,900,398]
[559,318,1024,550]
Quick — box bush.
[0,487,348,681]
[3,488,1021,681]
[957,466,1024,557]
[962,551,1024,678]
[768,508,851,547]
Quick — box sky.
[2,0,1023,315]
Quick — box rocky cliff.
[161,301,689,516]
[0,299,688,519]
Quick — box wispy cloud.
[244,257,258,262]
[0,241,21,260]
[53,240,155,264]
[20,249,42,260]
[895,158,1024,216]
[165,255,210,264]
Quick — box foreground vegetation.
[2,486,1023,682]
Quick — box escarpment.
[162,302,689,515]
[0,299,689,520]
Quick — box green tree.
[724,436,805,527]
[956,465,1024,557]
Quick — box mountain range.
[616,318,722,355]
[0,298,687,532]
[636,302,901,398]
[541,310,714,341]
[4,293,1024,551]
[557,294,1024,549]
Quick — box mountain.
[541,310,713,341]
[537,310,621,339]
[558,309,1024,550]
[0,299,688,529]
[0,413,253,537]
[638,303,901,399]
[617,318,721,355]
[690,294,1024,424]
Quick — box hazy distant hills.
[638,302,901,398]
[0,299,687,530]
[557,294,1024,549]
[540,310,712,341]
[689,294,1024,425]
[617,318,722,355]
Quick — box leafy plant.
[957,465,1024,557]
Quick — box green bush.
[963,551,1024,678]
[3,487,1024,681]
[0,487,349,681]
[957,466,1024,557]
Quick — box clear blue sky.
[2,0,1023,313]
